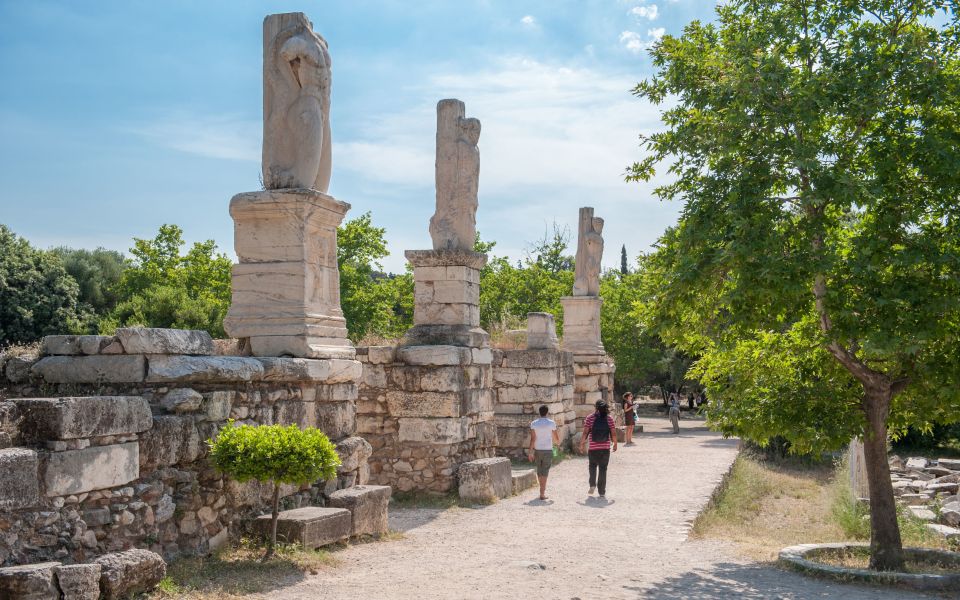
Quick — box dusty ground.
[256,418,938,599]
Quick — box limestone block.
[5,356,36,383]
[417,367,464,392]
[398,345,471,366]
[42,335,115,356]
[366,346,396,365]
[18,396,151,440]
[54,563,101,600]
[462,389,494,415]
[414,302,479,327]
[335,436,373,472]
[44,442,139,496]
[254,507,351,549]
[316,401,356,440]
[31,355,145,384]
[314,383,359,402]
[494,367,527,386]
[458,457,512,503]
[0,561,60,600]
[938,458,960,470]
[0,448,39,509]
[502,350,563,369]
[588,362,615,374]
[146,356,264,382]
[327,485,391,537]
[260,358,362,383]
[387,391,461,418]
[363,364,388,388]
[202,391,233,421]
[247,334,356,361]
[405,249,487,270]
[94,549,166,600]
[925,523,960,540]
[575,375,600,393]
[526,369,559,387]
[526,312,560,350]
[905,457,929,470]
[471,347,493,365]
[160,388,203,413]
[139,416,200,470]
[398,417,468,444]
[274,401,317,428]
[116,328,214,355]
[512,469,537,494]
[560,296,605,354]
[498,386,560,405]
[402,324,489,348]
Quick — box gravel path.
[258,419,938,599]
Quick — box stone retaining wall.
[0,328,370,568]
[490,349,576,459]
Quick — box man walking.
[579,400,617,497]
[669,393,681,434]
[528,405,560,500]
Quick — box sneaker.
[588,487,595,495]
[598,493,605,499]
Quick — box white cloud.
[619,27,665,54]
[648,27,666,41]
[630,4,659,20]
[126,112,259,162]
[520,15,537,28]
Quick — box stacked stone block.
[355,344,498,493]
[491,349,576,459]
[571,353,618,433]
[0,328,373,568]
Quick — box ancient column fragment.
[429,99,481,252]
[573,207,604,297]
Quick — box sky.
[0,0,717,273]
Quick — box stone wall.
[0,329,370,568]
[355,344,497,494]
[490,349,576,460]
[571,353,618,431]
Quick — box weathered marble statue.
[262,13,332,191]
[429,99,481,251]
[572,207,604,296]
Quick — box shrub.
[208,422,341,559]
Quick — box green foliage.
[208,422,340,486]
[52,247,127,333]
[103,225,232,337]
[0,225,81,345]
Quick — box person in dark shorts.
[528,405,560,500]
[579,400,617,497]
[622,391,636,445]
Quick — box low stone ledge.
[253,507,351,549]
[31,355,146,384]
[512,469,537,495]
[18,396,152,440]
[43,442,139,496]
[94,549,166,600]
[145,355,362,383]
[0,561,60,599]
[327,485,391,537]
[116,327,214,355]
[458,457,512,503]
[42,335,119,356]
[778,543,960,592]
[55,563,101,600]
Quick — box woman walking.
[668,393,681,434]
[579,400,617,497]
[621,392,636,445]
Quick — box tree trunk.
[860,383,904,571]
[263,482,281,561]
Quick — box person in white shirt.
[528,405,561,500]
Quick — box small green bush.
[209,422,340,559]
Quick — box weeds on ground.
[389,491,462,509]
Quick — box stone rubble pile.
[889,455,960,540]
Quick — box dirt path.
[257,419,936,599]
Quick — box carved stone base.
[403,249,489,347]
[560,296,604,354]
[224,188,355,359]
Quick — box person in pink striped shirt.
[578,400,617,497]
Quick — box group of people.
[526,391,647,501]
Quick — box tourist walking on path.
[668,393,681,434]
[579,400,617,497]
[528,405,561,500]
[621,392,636,445]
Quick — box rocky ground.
[255,419,940,599]
[889,455,960,539]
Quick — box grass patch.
[389,491,462,509]
[693,452,957,562]
[813,546,960,575]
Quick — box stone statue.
[262,13,332,192]
[429,99,481,251]
[573,207,604,296]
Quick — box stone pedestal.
[526,312,559,350]
[224,188,355,359]
[403,249,489,347]
[560,296,604,354]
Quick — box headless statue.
[430,99,480,251]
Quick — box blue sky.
[0,0,715,273]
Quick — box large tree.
[632,0,960,569]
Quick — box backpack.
[591,413,610,443]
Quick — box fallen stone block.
[512,468,537,495]
[31,355,145,384]
[327,485,391,537]
[905,457,929,470]
[44,442,139,496]
[94,549,166,600]
[908,506,937,521]
[116,327,214,355]
[54,563,101,600]
[0,561,60,599]
[938,458,960,470]
[941,501,960,527]
[18,396,151,440]
[458,457,512,503]
[925,523,960,540]
[926,482,959,494]
[0,447,39,509]
[335,437,373,473]
[253,507,351,549]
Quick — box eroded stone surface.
[254,507,350,549]
[458,457,512,503]
[116,328,214,355]
[327,485,391,537]
[18,396,151,440]
[31,355,146,384]
[0,447,39,509]
[0,561,60,599]
[526,312,559,350]
[572,207,604,297]
[44,442,139,496]
[139,416,201,469]
[54,563,101,600]
[94,549,166,600]
[429,99,480,252]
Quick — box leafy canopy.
[208,422,341,485]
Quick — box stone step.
[511,469,537,495]
[458,457,511,503]
[327,485,391,537]
[254,507,351,549]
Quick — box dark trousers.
[588,449,610,495]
